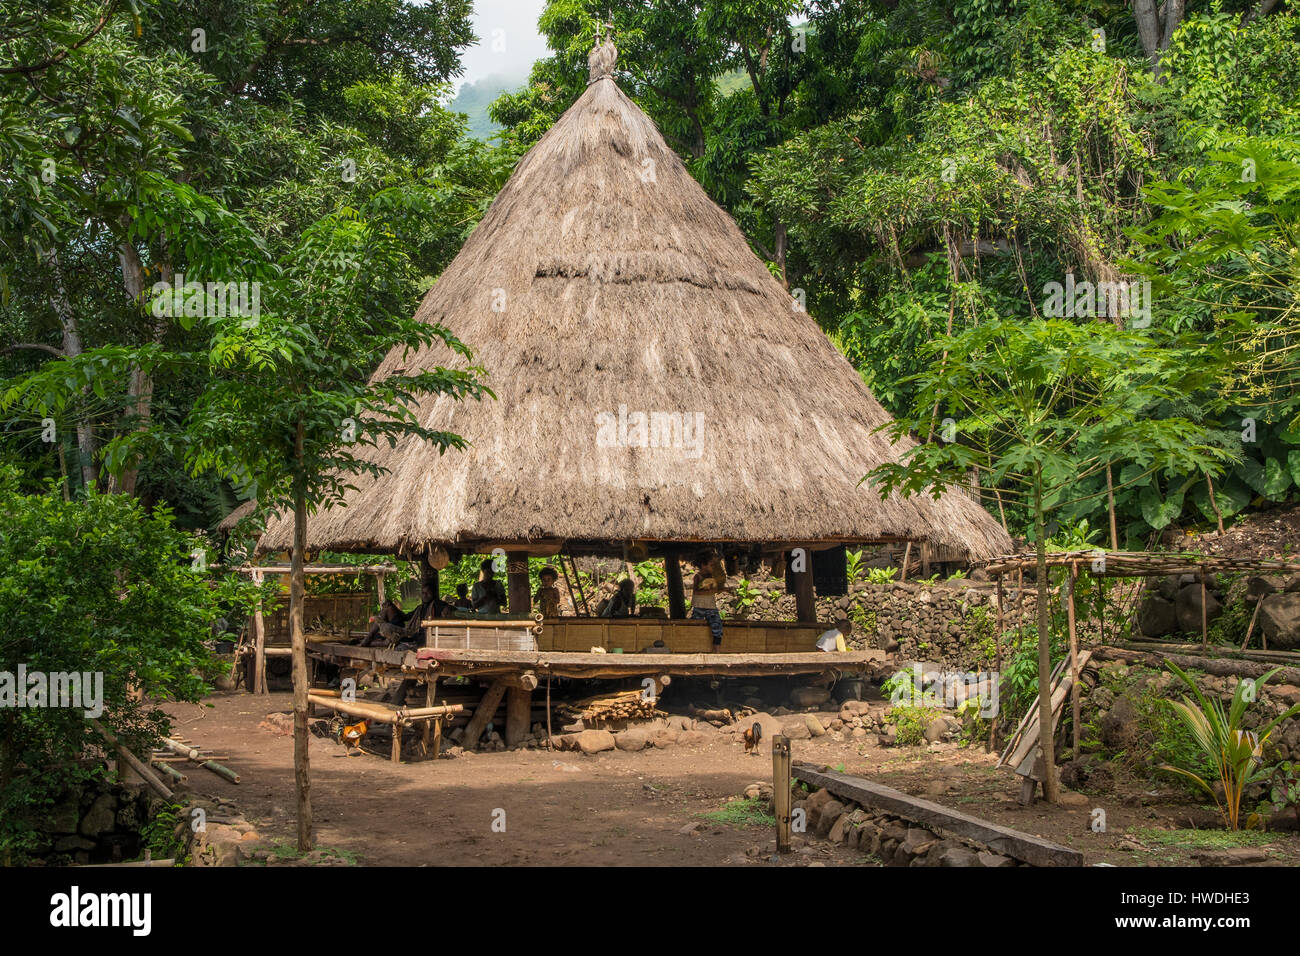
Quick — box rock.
[1136,595,1178,637]
[977,851,1015,867]
[615,729,650,752]
[781,719,812,740]
[1058,790,1090,808]
[790,685,831,707]
[1175,582,1221,634]
[804,715,826,737]
[54,835,96,852]
[1260,592,1300,649]
[815,800,845,838]
[679,821,702,835]
[1099,696,1140,751]
[1192,847,1268,865]
[827,813,851,843]
[48,795,80,835]
[570,729,616,754]
[651,729,678,748]
[938,846,980,867]
[878,725,898,746]
[78,794,117,838]
[840,700,871,718]
[923,717,949,744]
[666,715,694,733]
[676,730,706,746]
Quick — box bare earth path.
[165,691,1300,867]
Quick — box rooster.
[742,721,762,755]
[340,719,368,755]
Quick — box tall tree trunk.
[291,421,313,851]
[1133,0,1185,82]
[110,242,168,496]
[43,248,98,491]
[1033,470,1060,803]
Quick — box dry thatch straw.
[261,43,1011,562]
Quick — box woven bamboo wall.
[537,618,825,654]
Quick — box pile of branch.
[556,689,665,725]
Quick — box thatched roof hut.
[261,40,1010,565]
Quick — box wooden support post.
[392,721,403,763]
[899,542,912,582]
[1200,567,1210,651]
[1106,465,1119,550]
[252,569,267,695]
[421,676,438,754]
[1067,563,1080,758]
[506,685,532,747]
[546,674,553,750]
[463,678,509,750]
[773,735,792,853]
[990,574,1006,753]
[920,542,931,579]
[665,550,687,619]
[376,572,386,608]
[792,552,817,623]
[507,552,530,615]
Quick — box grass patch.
[699,797,776,828]
[1131,828,1275,850]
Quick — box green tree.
[867,318,1233,801]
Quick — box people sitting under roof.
[690,548,728,648]
[364,582,437,647]
[598,578,637,618]
[471,558,507,614]
[535,566,562,618]
[453,582,473,611]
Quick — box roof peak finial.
[588,20,617,84]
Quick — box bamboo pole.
[91,721,172,800]
[989,574,1005,754]
[1067,563,1080,758]
[773,735,792,853]
[1200,568,1210,651]
[157,736,241,784]
[252,569,267,695]
[151,761,187,785]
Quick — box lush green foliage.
[1160,663,1300,830]
[0,470,256,859]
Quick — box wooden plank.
[505,685,532,747]
[793,765,1082,867]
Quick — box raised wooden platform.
[309,642,881,680]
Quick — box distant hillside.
[451,73,528,140]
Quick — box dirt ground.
[164,690,1300,867]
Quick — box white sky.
[453,0,552,92]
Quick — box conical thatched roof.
[261,44,1011,561]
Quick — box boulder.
[815,799,845,837]
[676,730,707,746]
[977,851,1015,867]
[789,685,831,708]
[938,846,980,867]
[666,715,694,733]
[615,729,650,752]
[1099,695,1140,751]
[781,719,812,740]
[651,728,678,748]
[923,717,949,744]
[570,729,616,755]
[804,715,826,737]
[1136,595,1178,637]
[827,813,851,844]
[1175,583,1221,634]
[1260,592,1300,649]
[78,794,117,838]
[747,712,785,743]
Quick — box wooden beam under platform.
[308,642,882,680]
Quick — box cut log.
[91,721,172,800]
[462,678,509,750]
[793,764,1082,867]
[1093,646,1300,686]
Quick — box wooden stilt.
[546,674,553,750]
[391,721,403,763]
[463,678,509,750]
[1200,568,1210,651]
[900,542,912,582]
[421,676,438,754]
[506,685,532,747]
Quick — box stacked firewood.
[556,689,665,724]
